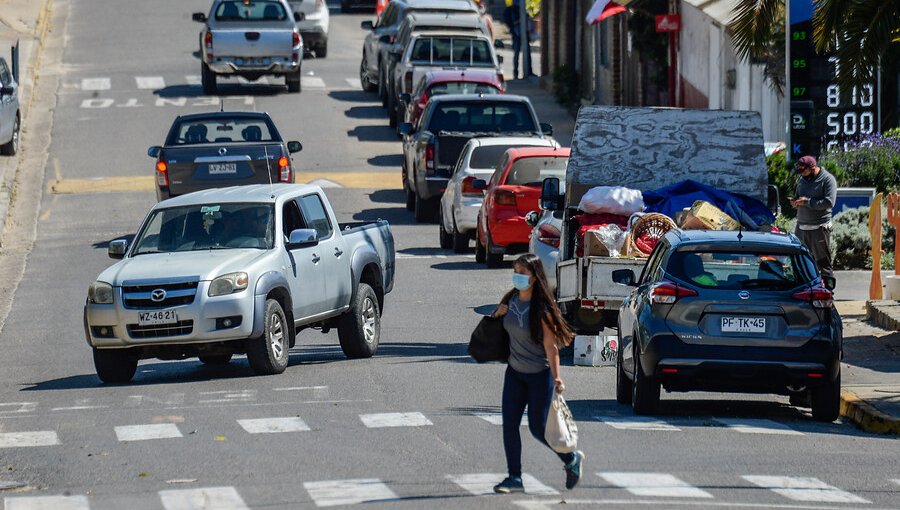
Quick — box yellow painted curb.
[840,390,900,435]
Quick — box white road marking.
[237,417,310,434]
[81,77,110,90]
[273,386,328,391]
[304,479,397,507]
[51,405,108,411]
[125,393,186,408]
[472,412,527,427]
[359,412,432,428]
[513,500,897,509]
[115,423,182,442]
[600,472,713,498]
[345,78,362,89]
[135,76,166,89]
[4,495,89,510]
[185,75,201,85]
[0,402,37,415]
[712,418,803,435]
[301,76,326,89]
[742,476,870,503]
[893,479,900,487]
[159,487,249,510]
[0,431,60,448]
[448,473,558,496]
[198,390,255,404]
[598,416,681,431]
[306,178,342,188]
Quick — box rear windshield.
[470,145,535,170]
[429,81,499,97]
[215,1,287,21]
[410,38,493,66]
[666,251,818,290]
[505,156,568,186]
[133,203,275,254]
[430,102,536,133]
[170,117,278,145]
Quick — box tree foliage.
[728,0,785,95]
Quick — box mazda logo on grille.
[150,289,167,302]
[738,290,750,300]
[218,147,227,156]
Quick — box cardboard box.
[583,230,610,257]
[574,334,618,367]
[681,200,741,230]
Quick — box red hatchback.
[400,69,504,128]
[476,147,570,268]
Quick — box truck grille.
[122,279,200,309]
[127,320,194,338]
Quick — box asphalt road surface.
[0,1,897,509]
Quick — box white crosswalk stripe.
[472,412,527,426]
[159,487,249,510]
[893,479,900,487]
[135,76,166,89]
[448,473,558,496]
[81,77,110,90]
[359,412,432,428]
[0,431,60,448]
[302,76,326,89]
[237,417,310,434]
[742,475,870,503]
[597,416,681,431]
[345,78,362,89]
[712,418,803,435]
[304,479,397,507]
[3,495,90,510]
[114,423,182,442]
[185,75,201,85]
[600,472,713,498]
[307,178,342,188]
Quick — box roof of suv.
[402,12,486,29]
[665,229,806,251]
[404,0,478,11]
[428,93,532,105]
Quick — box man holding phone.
[791,155,837,278]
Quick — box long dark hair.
[502,254,575,348]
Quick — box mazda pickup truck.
[84,185,395,383]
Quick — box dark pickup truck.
[148,112,302,201]
[399,94,551,222]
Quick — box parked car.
[476,147,569,267]
[288,0,329,58]
[440,136,556,253]
[343,0,378,13]
[0,56,19,156]
[147,112,302,201]
[401,69,504,128]
[192,0,304,94]
[399,94,552,222]
[84,184,395,383]
[525,208,563,290]
[358,0,479,93]
[614,229,842,422]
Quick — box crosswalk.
[70,74,359,93]
[3,474,892,508]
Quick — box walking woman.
[492,254,584,493]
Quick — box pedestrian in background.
[502,0,533,79]
[791,155,837,278]
[491,254,584,493]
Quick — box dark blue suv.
[614,230,841,422]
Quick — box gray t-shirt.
[796,168,837,226]
[504,294,549,374]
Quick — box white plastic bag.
[545,390,578,453]
[578,186,644,216]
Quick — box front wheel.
[93,348,139,384]
[338,283,380,359]
[810,370,841,422]
[438,209,452,249]
[615,336,632,404]
[246,299,290,375]
[0,114,19,156]
[631,344,660,414]
[360,58,377,92]
[201,63,217,95]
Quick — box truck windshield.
[170,117,277,145]
[410,38,494,66]
[505,156,568,186]
[132,203,275,254]
[666,250,817,290]
[431,102,536,133]
[215,1,287,21]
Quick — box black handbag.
[468,314,510,363]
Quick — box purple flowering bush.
[819,133,900,193]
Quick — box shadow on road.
[329,90,377,103]
[367,189,405,204]
[344,105,387,120]
[347,125,399,143]
[154,83,284,99]
[92,234,135,250]
[367,154,402,167]
[353,207,415,225]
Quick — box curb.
[840,390,900,435]
[866,300,900,331]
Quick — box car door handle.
[334,248,343,257]
[311,254,320,264]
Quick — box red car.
[400,69,504,129]
[476,147,571,268]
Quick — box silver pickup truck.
[193,0,304,94]
[84,185,395,383]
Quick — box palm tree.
[729,0,785,96]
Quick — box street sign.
[654,14,680,33]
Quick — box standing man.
[502,1,533,79]
[791,155,837,278]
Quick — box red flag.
[585,0,626,24]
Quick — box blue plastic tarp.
[642,179,774,229]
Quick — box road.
[0,1,897,509]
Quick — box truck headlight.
[209,272,249,297]
[88,281,114,304]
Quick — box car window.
[410,38,493,66]
[490,153,509,186]
[298,194,333,240]
[214,0,287,21]
[469,145,521,169]
[639,242,667,285]
[132,203,274,254]
[282,199,306,239]
[429,102,537,133]
[428,81,499,97]
[504,156,568,186]
[0,60,10,86]
[666,250,816,290]
[378,4,398,27]
[171,117,276,145]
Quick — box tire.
[286,69,302,93]
[338,283,381,359]
[810,370,841,422]
[475,228,486,263]
[389,100,398,128]
[93,348,139,384]
[414,193,436,223]
[378,63,388,107]
[404,177,415,211]
[201,63,217,95]
[485,232,503,268]
[451,226,469,253]
[616,335,632,405]
[631,342,660,414]
[439,209,452,249]
[199,354,233,365]
[0,114,19,156]
[360,58,377,92]
[314,41,328,58]
[246,298,290,375]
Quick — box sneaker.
[564,450,585,490]
[493,476,525,494]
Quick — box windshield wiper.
[132,250,163,256]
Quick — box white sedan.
[439,136,557,253]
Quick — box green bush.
[830,206,895,270]
[551,64,578,106]
[819,134,900,193]
[767,152,796,218]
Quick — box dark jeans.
[502,365,574,478]
[795,224,833,278]
[511,32,532,78]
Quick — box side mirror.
[147,146,161,158]
[611,269,637,287]
[494,39,505,49]
[288,228,318,248]
[191,12,207,23]
[294,12,305,22]
[108,239,128,259]
[287,141,303,153]
[399,93,411,105]
[398,122,413,136]
[525,211,539,227]
[471,179,487,191]
[767,184,781,217]
[540,122,554,136]
[0,86,13,96]
[361,20,375,30]
[822,276,836,291]
[389,47,402,57]
[540,177,562,211]
[378,34,392,44]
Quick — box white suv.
[289,0,330,58]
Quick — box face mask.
[512,273,532,290]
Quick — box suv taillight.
[425,143,434,173]
[204,32,214,58]
[537,224,560,248]
[278,156,291,182]
[650,281,698,305]
[792,285,833,309]
[292,31,301,48]
[156,161,168,187]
